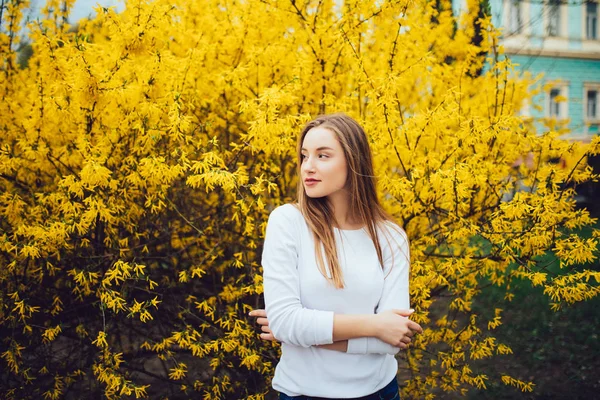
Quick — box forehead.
[302,127,341,150]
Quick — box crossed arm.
[255,207,423,354]
[250,308,421,352]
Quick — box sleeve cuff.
[347,337,368,354]
[366,338,400,355]
[313,310,335,345]
[347,337,400,355]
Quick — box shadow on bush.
[576,154,600,218]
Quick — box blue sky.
[25,0,124,25]
[69,0,124,23]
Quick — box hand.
[249,309,278,341]
[374,309,423,349]
[249,309,346,350]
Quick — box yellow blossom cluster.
[1,0,598,398]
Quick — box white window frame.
[584,83,600,122]
[545,83,569,119]
[519,98,531,117]
[545,0,565,37]
[506,0,523,34]
[585,1,598,40]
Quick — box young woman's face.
[300,127,348,200]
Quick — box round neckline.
[334,226,366,233]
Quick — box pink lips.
[304,178,320,187]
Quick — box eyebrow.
[300,146,335,151]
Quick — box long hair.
[296,113,397,289]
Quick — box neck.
[327,191,361,229]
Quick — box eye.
[318,154,329,159]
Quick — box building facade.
[456,0,600,141]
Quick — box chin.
[304,189,327,199]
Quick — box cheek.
[333,161,348,187]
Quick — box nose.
[301,156,315,175]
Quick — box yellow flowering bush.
[1,0,598,398]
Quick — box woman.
[249,114,422,399]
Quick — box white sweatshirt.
[262,204,410,398]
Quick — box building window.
[588,90,598,119]
[549,89,561,117]
[547,0,561,36]
[546,85,569,119]
[507,0,523,34]
[587,2,598,40]
[584,85,599,135]
[585,87,599,120]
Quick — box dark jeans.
[278,377,400,400]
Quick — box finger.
[400,336,412,344]
[392,309,415,317]
[261,325,272,333]
[260,332,276,341]
[407,321,423,333]
[249,309,267,317]
[397,341,408,349]
[256,317,269,326]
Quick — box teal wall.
[455,0,600,137]
[567,5,583,46]
[490,0,503,28]
[530,1,545,37]
[508,55,600,134]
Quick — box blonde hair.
[296,113,401,289]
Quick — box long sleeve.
[262,205,334,347]
[346,225,410,355]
